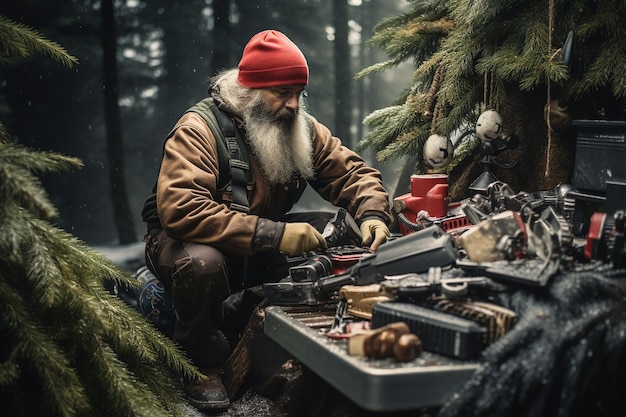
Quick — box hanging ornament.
[475,109,503,141]
[469,110,520,193]
[423,134,454,168]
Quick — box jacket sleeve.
[308,117,393,225]
[156,113,261,256]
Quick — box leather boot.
[184,372,230,410]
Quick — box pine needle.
[0,15,78,66]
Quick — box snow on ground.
[92,241,146,272]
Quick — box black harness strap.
[209,105,250,213]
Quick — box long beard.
[242,92,314,185]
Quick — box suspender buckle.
[229,159,249,170]
[229,203,250,213]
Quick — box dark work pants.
[144,211,333,369]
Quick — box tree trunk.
[100,0,137,244]
[160,2,206,118]
[333,0,352,147]
[355,2,370,141]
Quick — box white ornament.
[475,110,503,141]
[423,134,454,168]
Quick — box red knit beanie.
[238,30,309,88]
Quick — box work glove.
[360,217,390,252]
[279,222,327,256]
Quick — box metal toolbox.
[263,304,479,412]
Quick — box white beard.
[242,92,314,184]
[212,69,314,185]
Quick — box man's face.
[259,85,306,119]
[242,84,313,184]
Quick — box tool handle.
[313,273,354,299]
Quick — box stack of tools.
[334,269,517,361]
[371,299,516,361]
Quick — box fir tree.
[0,16,203,416]
[357,0,626,196]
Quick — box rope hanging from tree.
[545,0,556,177]
[483,71,498,113]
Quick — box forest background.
[0,0,412,246]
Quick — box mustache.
[274,107,297,121]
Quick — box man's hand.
[279,222,327,256]
[360,218,390,252]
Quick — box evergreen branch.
[0,207,194,413]
[50,253,202,384]
[355,59,403,79]
[363,114,431,162]
[360,11,452,80]
[360,105,418,153]
[133,367,186,409]
[0,276,92,416]
[27,216,134,287]
[370,17,452,59]
[9,249,188,416]
[449,134,481,169]
[0,348,20,387]
[376,131,424,162]
[83,339,178,417]
[437,99,479,136]
[0,141,82,220]
[0,205,134,300]
[94,292,203,382]
[0,16,205,416]
[0,123,9,141]
[0,166,59,221]
[415,54,444,80]
[572,40,626,99]
[576,1,624,40]
[34,260,192,414]
[84,286,161,362]
[0,208,127,295]
[452,0,513,27]
[360,0,626,169]
[0,141,83,175]
[25,233,66,309]
[370,5,434,33]
[0,15,78,67]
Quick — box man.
[141,30,392,410]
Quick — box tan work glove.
[279,222,327,256]
[360,218,390,252]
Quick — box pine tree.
[357,0,626,197]
[0,16,203,416]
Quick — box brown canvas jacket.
[155,108,392,256]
